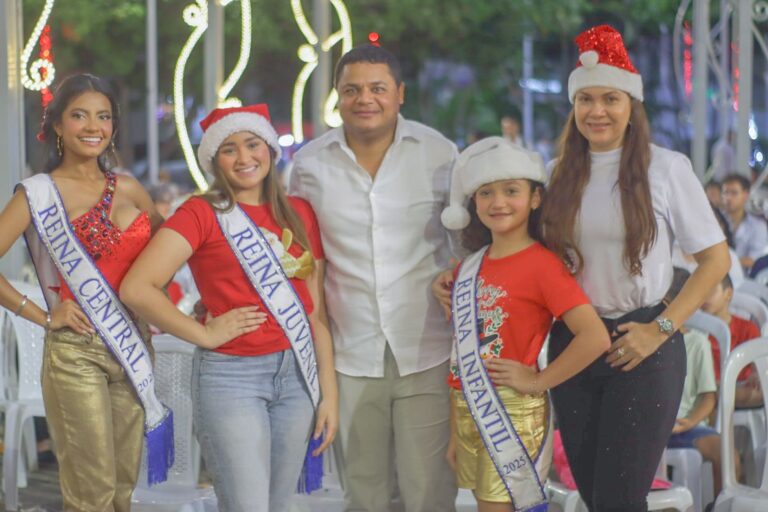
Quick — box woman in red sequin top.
[0,74,178,511]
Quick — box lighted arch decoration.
[174,0,252,191]
[290,0,353,144]
[21,0,56,92]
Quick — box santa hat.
[441,137,546,230]
[197,104,281,174]
[567,25,643,103]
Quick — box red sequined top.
[59,172,152,300]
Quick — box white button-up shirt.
[289,116,458,377]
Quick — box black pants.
[548,303,686,512]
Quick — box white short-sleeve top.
[574,144,725,318]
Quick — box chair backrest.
[136,334,200,488]
[730,291,768,335]
[737,278,768,306]
[6,280,47,403]
[684,310,731,379]
[719,338,768,491]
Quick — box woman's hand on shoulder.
[485,358,542,394]
[311,396,338,456]
[606,321,667,371]
[201,305,267,349]
[50,299,94,335]
[432,268,454,320]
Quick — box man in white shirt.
[289,46,458,511]
[721,173,768,271]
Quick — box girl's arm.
[0,190,92,333]
[672,392,715,433]
[486,304,610,393]
[608,241,730,371]
[120,228,265,349]
[306,259,338,455]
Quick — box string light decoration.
[39,25,55,107]
[21,0,56,92]
[174,0,252,191]
[290,0,353,143]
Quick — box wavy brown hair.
[541,98,655,275]
[461,180,544,252]
[201,146,313,256]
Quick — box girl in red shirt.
[121,105,337,512]
[437,137,609,511]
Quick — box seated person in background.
[721,173,768,271]
[705,180,722,209]
[674,203,744,289]
[701,273,763,408]
[666,268,736,497]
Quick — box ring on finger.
[616,347,626,357]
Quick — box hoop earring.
[56,136,63,157]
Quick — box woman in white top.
[541,26,730,511]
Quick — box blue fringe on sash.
[145,409,175,486]
[296,434,324,494]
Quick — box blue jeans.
[192,348,314,512]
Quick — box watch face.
[658,317,674,334]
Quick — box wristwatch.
[655,316,675,336]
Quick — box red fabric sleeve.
[161,197,214,252]
[537,251,590,318]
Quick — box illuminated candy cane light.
[174,0,252,191]
[291,0,353,143]
[21,0,56,92]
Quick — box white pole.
[691,0,709,180]
[719,0,731,139]
[522,33,534,149]
[204,0,223,112]
[311,0,331,140]
[735,0,753,177]
[0,0,26,279]
[146,0,159,185]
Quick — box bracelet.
[45,313,52,331]
[14,295,28,316]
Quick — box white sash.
[215,204,320,407]
[18,174,174,485]
[452,247,550,512]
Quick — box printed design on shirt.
[450,276,508,379]
[259,227,314,280]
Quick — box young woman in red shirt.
[121,104,337,512]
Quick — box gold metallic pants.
[42,327,151,512]
[452,387,551,503]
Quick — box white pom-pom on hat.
[441,205,471,230]
[579,50,599,68]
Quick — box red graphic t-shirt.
[448,242,590,390]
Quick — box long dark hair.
[461,180,544,252]
[541,98,655,275]
[38,73,120,174]
[201,146,314,256]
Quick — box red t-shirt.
[710,314,760,382]
[162,196,324,356]
[448,242,590,389]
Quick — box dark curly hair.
[38,73,120,174]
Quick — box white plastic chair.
[685,310,731,395]
[736,279,768,307]
[132,334,216,512]
[546,453,694,512]
[730,292,768,336]
[2,281,47,511]
[714,338,768,511]
[727,293,768,484]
